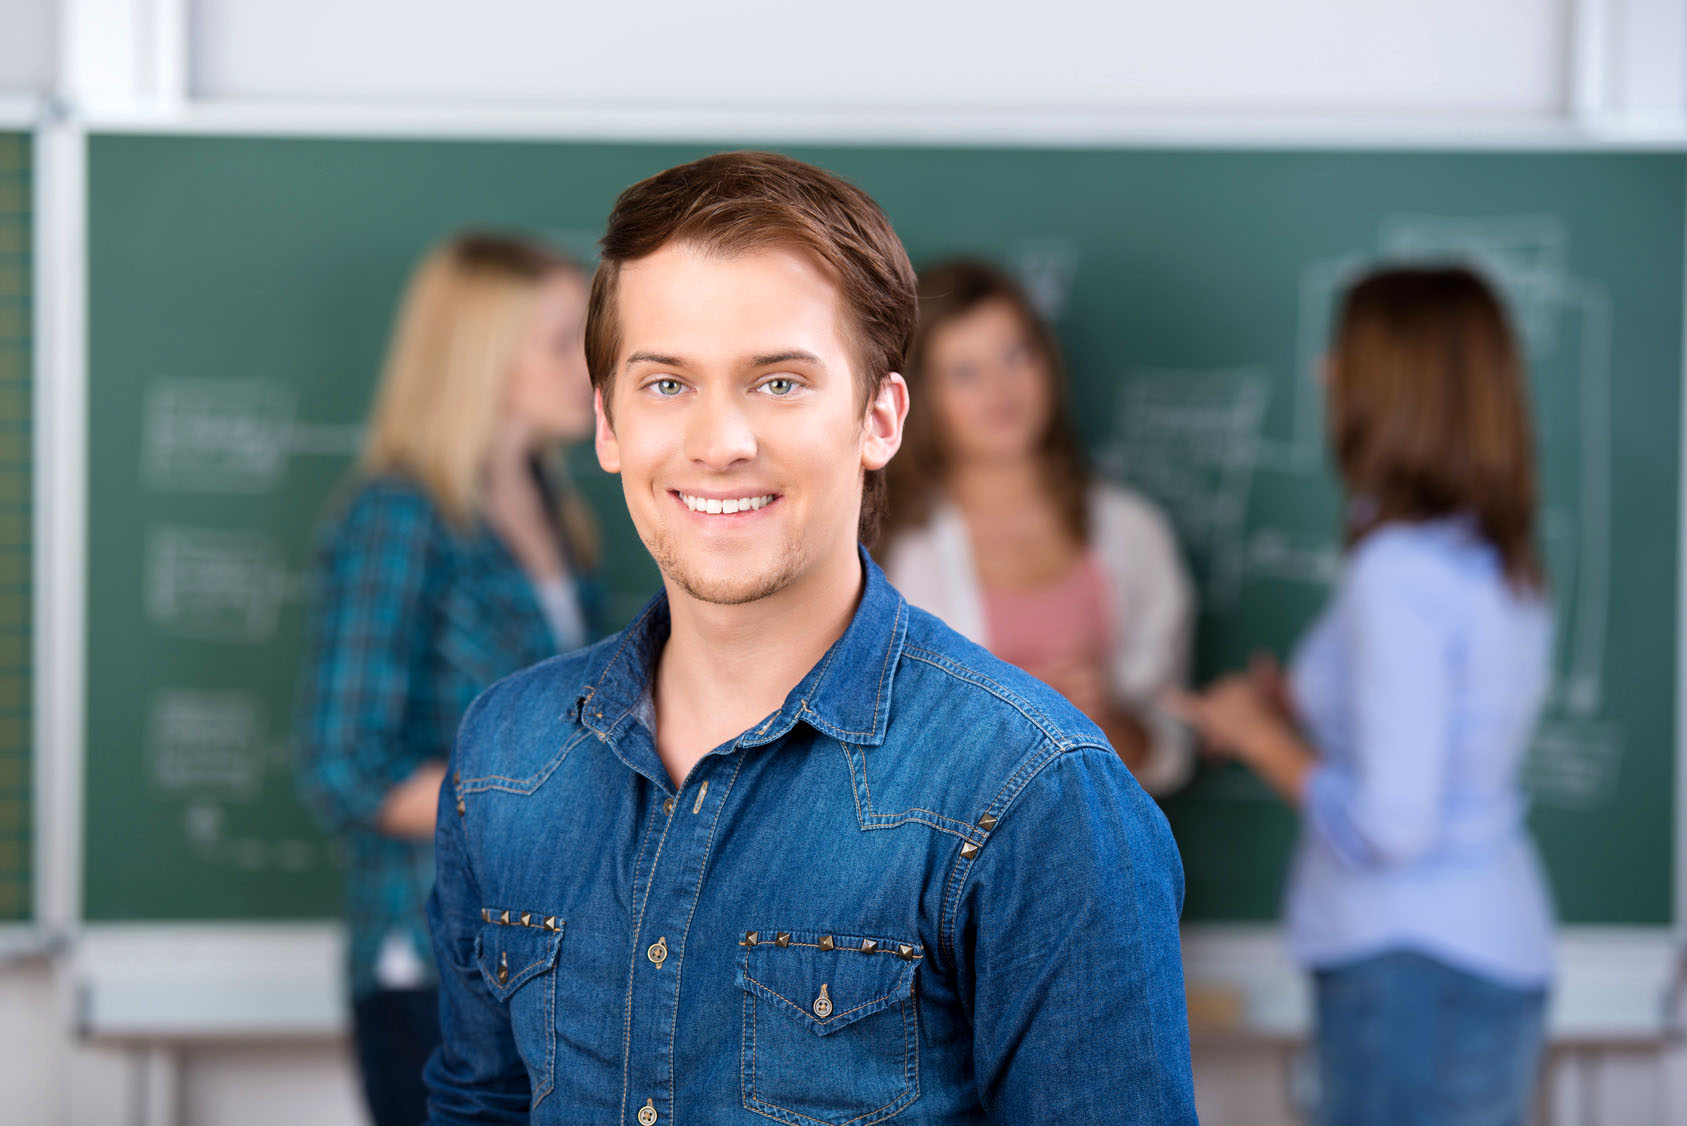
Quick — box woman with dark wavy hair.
[1170,265,1555,1125]
[881,259,1197,795]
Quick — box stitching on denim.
[938,739,1069,965]
[857,812,974,842]
[740,985,918,1126]
[531,938,556,1111]
[795,597,905,740]
[742,970,909,1026]
[585,602,658,722]
[460,728,593,794]
[618,791,668,1122]
[668,753,747,1113]
[843,744,869,830]
[901,645,1074,744]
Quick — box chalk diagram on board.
[143,377,362,493]
[138,375,363,869]
[1099,214,1623,809]
[150,689,336,873]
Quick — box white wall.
[0,0,56,94]
[187,0,1572,117]
[6,1,1687,1123]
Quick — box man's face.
[595,241,905,607]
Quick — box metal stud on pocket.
[497,951,509,985]
[813,983,832,1019]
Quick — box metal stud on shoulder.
[978,812,998,831]
[960,841,979,859]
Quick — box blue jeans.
[1314,950,1547,1126]
[353,987,441,1126]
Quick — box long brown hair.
[1328,265,1543,590]
[883,259,1091,545]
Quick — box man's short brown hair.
[584,151,918,544]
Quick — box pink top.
[981,551,1114,676]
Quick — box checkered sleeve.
[296,481,440,833]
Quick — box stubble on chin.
[644,527,809,607]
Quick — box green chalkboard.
[86,135,1683,926]
[0,132,30,925]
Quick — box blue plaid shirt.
[297,474,593,999]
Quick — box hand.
[1026,654,1110,719]
[1163,674,1287,766]
[1248,652,1297,724]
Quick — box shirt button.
[646,935,668,967]
[638,1098,658,1125]
[663,798,675,815]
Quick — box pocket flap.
[474,917,564,1001]
[737,929,919,1036]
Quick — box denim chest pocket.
[738,929,921,1126]
[474,915,565,1109]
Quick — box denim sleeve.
[1304,536,1455,868]
[424,689,532,1124]
[956,747,1197,1124]
[295,485,436,832]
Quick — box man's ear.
[594,387,621,474]
[860,372,910,472]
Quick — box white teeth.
[679,492,774,514]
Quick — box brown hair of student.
[1328,265,1543,590]
[584,150,918,545]
[882,259,1092,546]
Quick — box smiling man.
[424,152,1196,1125]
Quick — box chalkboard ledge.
[77,923,346,1041]
[70,922,1681,1043]
[1182,924,1682,1044]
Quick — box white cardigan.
[882,483,1196,795]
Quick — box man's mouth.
[674,491,778,515]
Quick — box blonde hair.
[361,233,596,560]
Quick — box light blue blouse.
[1286,517,1556,988]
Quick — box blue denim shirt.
[425,550,1195,1124]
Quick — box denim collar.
[577,545,907,750]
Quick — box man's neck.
[652,545,864,789]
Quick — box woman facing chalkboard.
[1168,266,1556,1125]
[296,233,601,1126]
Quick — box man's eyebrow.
[748,350,824,368]
[624,351,687,370]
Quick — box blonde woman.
[296,232,600,1126]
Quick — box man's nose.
[685,390,758,470]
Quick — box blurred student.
[881,259,1196,794]
[1169,266,1554,1125]
[296,232,601,1126]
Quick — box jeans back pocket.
[738,928,920,1126]
[475,914,565,1109]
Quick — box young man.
[424,151,1196,1124]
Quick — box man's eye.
[654,378,684,396]
[761,378,797,396]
